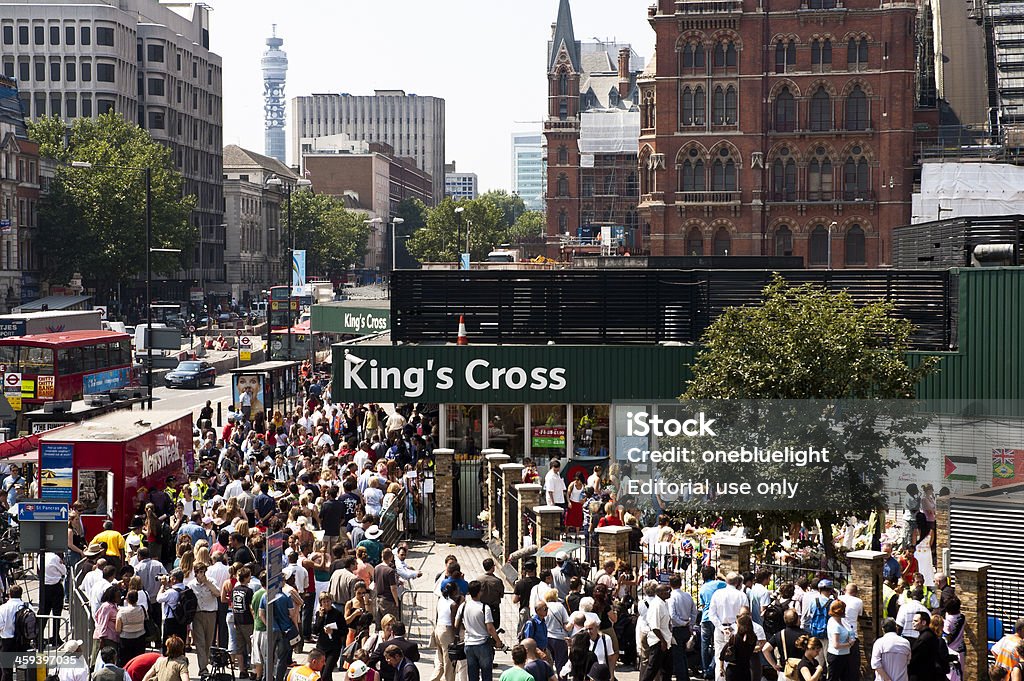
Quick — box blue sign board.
[39,443,73,502]
[0,320,25,339]
[460,253,471,270]
[83,367,130,394]
[18,501,69,522]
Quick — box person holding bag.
[431,583,461,681]
[454,581,505,681]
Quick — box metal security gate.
[452,457,485,540]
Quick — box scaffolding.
[577,110,641,247]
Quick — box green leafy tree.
[285,190,369,279]
[506,211,546,244]
[29,113,195,292]
[676,275,939,557]
[394,198,428,269]
[406,197,505,263]
[478,189,526,228]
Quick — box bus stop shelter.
[228,361,302,421]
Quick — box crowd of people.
[61,368,440,681]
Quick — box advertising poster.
[292,250,306,296]
[40,442,74,502]
[36,375,55,400]
[532,426,566,448]
[232,373,266,421]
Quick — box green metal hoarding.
[331,344,698,404]
[312,304,390,336]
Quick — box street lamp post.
[827,220,837,270]
[391,217,405,274]
[71,161,177,409]
[266,175,311,363]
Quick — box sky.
[204,0,655,193]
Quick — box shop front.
[332,344,698,536]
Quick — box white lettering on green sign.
[342,355,566,399]
[343,312,389,334]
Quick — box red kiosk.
[37,410,192,535]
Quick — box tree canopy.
[405,191,544,263]
[285,190,370,280]
[674,275,939,553]
[29,113,194,290]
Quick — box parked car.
[164,360,216,388]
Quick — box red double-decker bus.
[0,330,134,411]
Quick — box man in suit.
[371,622,420,681]
[384,645,420,681]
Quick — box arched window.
[845,224,866,265]
[843,148,870,199]
[642,92,656,129]
[848,38,869,68]
[711,158,736,191]
[775,40,795,73]
[693,86,705,125]
[713,40,736,70]
[558,211,568,232]
[774,87,796,132]
[808,148,833,201]
[609,88,619,107]
[680,42,706,71]
[773,226,793,256]
[686,227,704,255]
[559,99,568,120]
[713,227,731,255]
[712,86,726,124]
[725,86,737,124]
[809,225,830,265]
[845,86,868,130]
[772,153,797,200]
[681,86,694,126]
[809,88,832,131]
[681,158,706,192]
[812,38,832,67]
[556,174,570,197]
[559,72,569,96]
[557,146,569,165]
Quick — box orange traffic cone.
[457,315,468,345]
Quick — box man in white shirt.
[840,583,865,667]
[894,588,931,639]
[89,565,117,614]
[56,639,88,681]
[189,563,222,673]
[394,544,422,598]
[455,581,504,681]
[708,573,749,681]
[644,583,673,681]
[585,619,618,670]
[41,552,67,646]
[544,460,567,507]
[871,618,911,681]
[0,584,27,680]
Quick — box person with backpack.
[763,583,797,639]
[521,602,549,651]
[0,585,32,681]
[156,570,194,654]
[229,566,256,678]
[802,580,836,640]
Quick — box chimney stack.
[618,47,631,100]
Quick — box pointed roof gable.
[549,0,581,73]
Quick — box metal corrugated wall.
[949,497,1024,625]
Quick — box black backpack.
[14,604,36,649]
[173,586,199,622]
[762,597,787,636]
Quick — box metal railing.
[69,560,95,661]
[753,560,852,591]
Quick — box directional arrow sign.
[18,501,70,522]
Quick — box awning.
[15,295,92,312]
[535,540,583,559]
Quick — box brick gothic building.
[544,0,644,247]
[637,0,917,266]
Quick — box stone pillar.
[485,453,510,543]
[534,505,565,572]
[848,550,885,678]
[936,497,950,563]
[433,448,454,542]
[596,526,632,569]
[716,536,755,576]
[500,463,525,560]
[951,561,991,681]
[515,483,543,573]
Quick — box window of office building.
[148,78,164,96]
[80,26,91,45]
[96,27,114,46]
[97,63,114,82]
